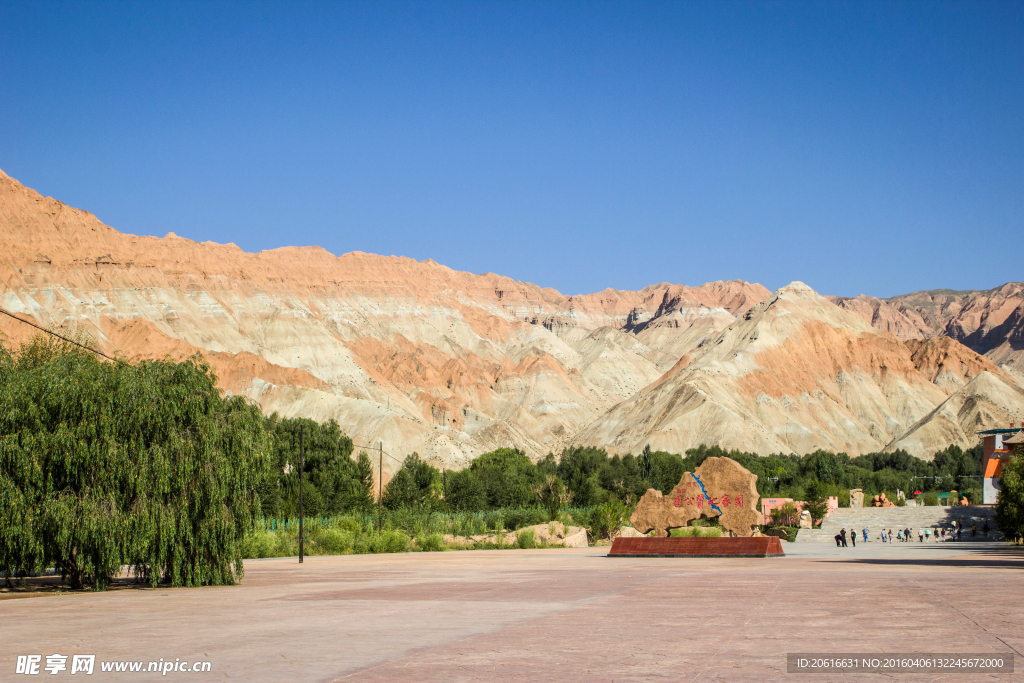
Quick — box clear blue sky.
[2,1,1021,298]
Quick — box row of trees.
[372,443,984,515]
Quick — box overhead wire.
[0,306,118,362]
[3,308,411,468]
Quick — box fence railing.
[257,506,598,537]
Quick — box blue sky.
[2,1,1021,297]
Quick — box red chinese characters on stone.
[735,495,743,507]
[721,494,731,507]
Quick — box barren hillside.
[830,284,1024,380]
[2,168,1021,467]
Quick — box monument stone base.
[608,536,785,558]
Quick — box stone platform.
[608,536,785,557]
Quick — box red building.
[979,425,1023,504]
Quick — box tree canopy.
[0,335,270,589]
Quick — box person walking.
[919,527,924,542]
[888,529,893,543]
[905,527,911,542]
[840,528,848,547]
[850,529,856,547]
[881,529,887,543]
[863,528,868,542]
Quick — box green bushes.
[416,534,445,552]
[587,500,627,542]
[239,506,597,558]
[995,452,1024,542]
[515,529,536,549]
[668,526,722,538]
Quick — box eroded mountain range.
[2,168,1022,475]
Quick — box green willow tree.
[0,334,270,589]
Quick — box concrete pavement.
[1,542,1022,682]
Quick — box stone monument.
[849,488,863,508]
[629,457,762,537]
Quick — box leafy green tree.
[995,451,1024,542]
[470,448,541,508]
[0,334,269,589]
[557,447,608,507]
[382,453,441,510]
[638,444,658,491]
[802,480,829,524]
[535,474,568,519]
[445,468,487,511]
[264,415,363,517]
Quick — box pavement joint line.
[686,576,784,683]
[908,576,1024,660]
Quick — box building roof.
[1003,432,1024,445]
[977,428,1024,435]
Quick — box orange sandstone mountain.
[1,168,1022,470]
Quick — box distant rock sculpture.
[798,510,813,528]
[849,488,864,508]
[629,457,762,537]
[871,493,896,508]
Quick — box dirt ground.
[1,541,1022,682]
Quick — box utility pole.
[378,442,383,533]
[299,424,304,564]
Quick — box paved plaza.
[2,541,1022,682]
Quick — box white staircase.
[795,506,1001,543]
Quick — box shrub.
[314,528,353,555]
[587,500,627,542]
[368,530,410,554]
[515,529,536,549]
[416,534,445,552]
[240,531,279,559]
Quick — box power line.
[0,306,118,362]
[3,308,413,470]
[351,442,404,465]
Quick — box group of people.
[833,521,988,547]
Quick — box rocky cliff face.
[830,284,1024,381]
[2,168,1022,469]
[575,283,1024,458]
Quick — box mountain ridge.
[2,169,1022,474]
